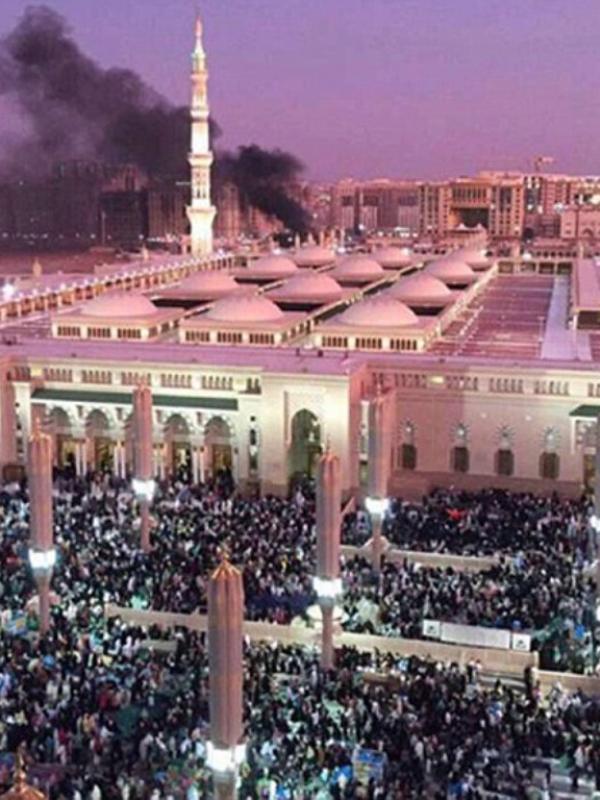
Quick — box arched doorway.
[164,413,191,480]
[204,416,233,479]
[48,408,76,472]
[86,409,113,472]
[288,409,321,485]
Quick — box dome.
[388,273,453,306]
[293,245,335,267]
[460,247,491,269]
[372,246,413,269]
[339,296,419,327]
[248,254,298,277]
[426,258,476,285]
[206,293,284,323]
[279,272,343,301]
[330,255,385,282]
[83,292,158,318]
[178,270,239,294]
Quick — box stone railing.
[341,543,498,573]
[104,603,536,677]
[104,605,600,695]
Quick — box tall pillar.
[112,441,121,478]
[199,444,206,484]
[0,367,17,479]
[315,447,342,670]
[595,414,600,517]
[27,425,56,634]
[207,557,246,799]
[120,441,127,478]
[75,440,86,477]
[367,387,393,573]
[132,384,155,553]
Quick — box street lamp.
[131,477,156,504]
[365,495,389,574]
[314,446,342,670]
[27,425,56,634]
[132,383,155,552]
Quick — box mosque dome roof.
[460,247,491,269]
[338,295,419,327]
[178,270,239,293]
[293,245,335,267]
[330,255,385,282]
[388,272,453,305]
[83,292,158,318]
[372,246,413,269]
[425,257,476,284]
[278,272,343,301]
[206,293,284,323]
[248,254,298,277]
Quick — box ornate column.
[595,414,600,517]
[132,384,155,553]
[314,447,342,670]
[199,444,206,484]
[207,557,246,799]
[27,425,56,634]
[112,441,121,478]
[74,439,86,477]
[0,366,17,479]
[366,387,393,573]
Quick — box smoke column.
[0,5,310,233]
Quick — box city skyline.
[1,0,600,181]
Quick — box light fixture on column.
[314,445,342,670]
[28,547,57,571]
[131,477,156,503]
[365,496,390,517]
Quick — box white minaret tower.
[187,15,215,256]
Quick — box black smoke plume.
[0,5,310,233]
[215,146,310,235]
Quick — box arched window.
[495,449,514,477]
[451,446,469,473]
[539,452,559,480]
[401,443,417,471]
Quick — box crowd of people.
[0,476,598,674]
[1,612,600,799]
[343,487,593,560]
[1,472,600,795]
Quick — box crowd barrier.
[341,544,498,573]
[104,603,538,678]
[102,603,600,697]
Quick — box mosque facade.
[0,20,599,500]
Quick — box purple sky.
[1,0,600,181]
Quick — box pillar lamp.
[313,445,342,670]
[132,382,155,552]
[367,388,391,573]
[207,555,246,799]
[27,423,56,634]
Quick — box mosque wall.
[4,348,600,497]
[380,364,597,494]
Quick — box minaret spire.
[187,11,215,256]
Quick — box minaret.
[187,15,216,256]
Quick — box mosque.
[0,19,599,500]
